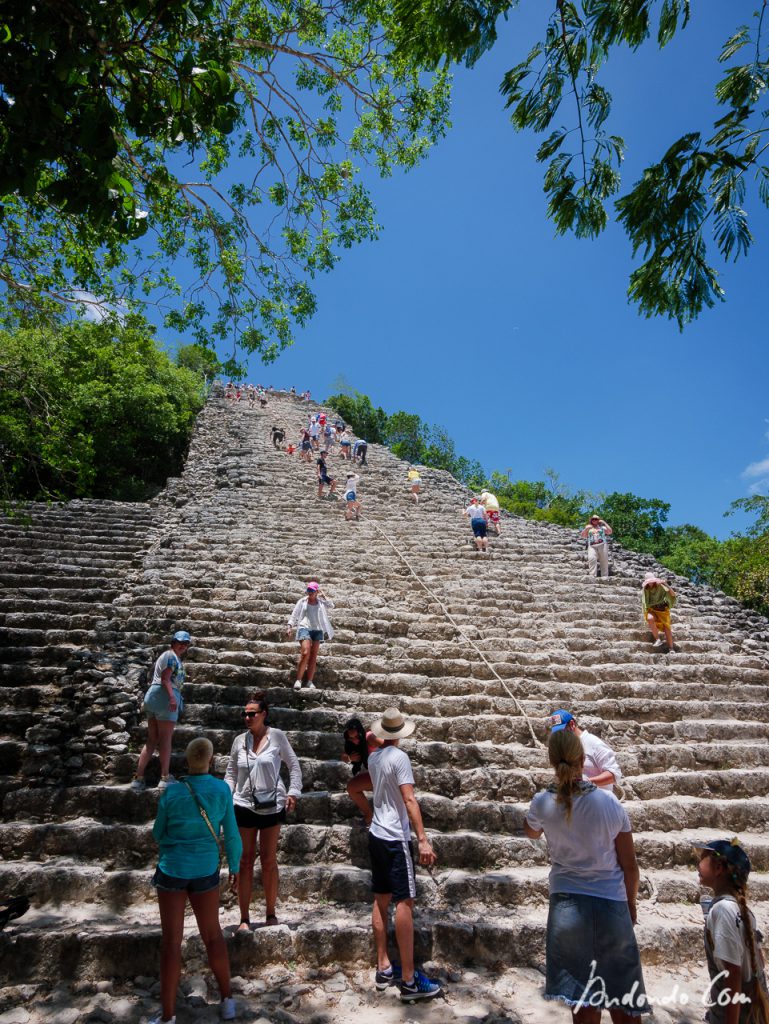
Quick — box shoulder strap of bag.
[181,779,222,864]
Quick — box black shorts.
[471,519,487,538]
[368,833,416,903]
[234,804,287,830]
[152,867,220,894]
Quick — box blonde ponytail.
[548,729,584,823]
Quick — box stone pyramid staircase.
[2,389,769,993]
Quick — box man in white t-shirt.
[548,710,623,792]
[347,707,441,1003]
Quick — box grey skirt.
[545,892,651,1016]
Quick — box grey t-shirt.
[368,745,415,842]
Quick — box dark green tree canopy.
[0,1,237,234]
[0,319,203,502]
[0,1,450,357]
[176,343,224,379]
[391,0,769,326]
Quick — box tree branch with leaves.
[392,0,769,326]
[0,0,450,363]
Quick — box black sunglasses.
[242,710,264,719]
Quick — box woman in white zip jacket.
[225,691,302,930]
[286,581,334,692]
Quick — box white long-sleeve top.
[580,729,622,789]
[287,596,334,640]
[225,728,302,814]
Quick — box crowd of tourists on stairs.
[224,383,312,402]
[243,396,679,653]
[131,617,767,1023]
[135,408,695,1022]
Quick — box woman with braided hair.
[696,838,769,1024]
[524,728,649,1021]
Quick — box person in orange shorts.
[641,572,677,652]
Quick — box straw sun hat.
[370,707,416,741]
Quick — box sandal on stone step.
[264,914,278,927]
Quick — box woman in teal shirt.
[150,737,242,1024]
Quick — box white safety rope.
[366,519,543,748]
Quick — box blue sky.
[218,2,768,538]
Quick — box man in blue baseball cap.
[132,630,192,792]
[547,710,622,792]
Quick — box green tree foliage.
[326,391,389,444]
[659,524,724,585]
[176,343,223,381]
[326,389,484,484]
[0,1,450,356]
[0,320,203,502]
[386,410,427,463]
[486,470,588,526]
[591,491,672,555]
[391,0,769,326]
[719,494,769,614]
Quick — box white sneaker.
[652,638,667,649]
[157,775,177,791]
[293,680,302,691]
[306,681,316,690]
[130,777,146,793]
[220,996,236,1020]
[149,1015,175,1024]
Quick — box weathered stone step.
[180,672,769,712]
[0,664,65,686]
[0,897,751,981]
[6,787,769,862]
[4,859,764,919]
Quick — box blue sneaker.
[375,962,402,991]
[399,969,441,1002]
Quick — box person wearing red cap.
[695,838,769,1023]
[286,582,334,692]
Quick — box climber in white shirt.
[547,709,622,791]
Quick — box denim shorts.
[143,685,183,723]
[152,867,220,894]
[471,520,487,538]
[297,628,324,643]
[545,892,650,1016]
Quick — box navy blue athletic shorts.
[368,832,417,903]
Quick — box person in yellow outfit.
[641,572,677,652]
[406,468,422,504]
[480,490,501,535]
